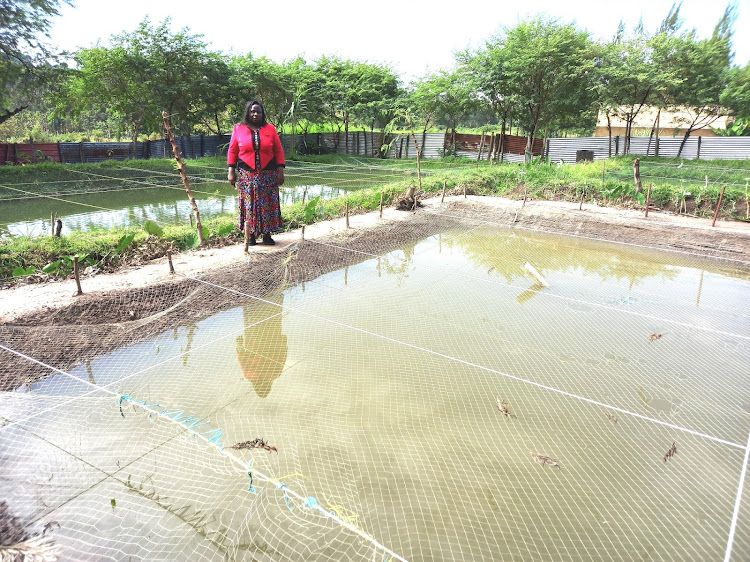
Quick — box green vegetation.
[2,155,748,280]
[4,2,750,152]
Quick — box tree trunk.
[162,111,205,246]
[676,128,692,158]
[633,158,643,194]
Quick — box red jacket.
[227,123,285,171]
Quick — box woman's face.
[248,104,263,126]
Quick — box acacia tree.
[459,45,517,159]
[604,21,656,154]
[668,5,735,156]
[229,54,291,126]
[498,18,595,161]
[52,18,220,153]
[0,0,71,124]
[421,68,477,155]
[52,44,150,155]
[721,62,750,134]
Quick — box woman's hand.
[228,167,236,186]
[277,168,285,186]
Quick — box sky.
[48,0,750,82]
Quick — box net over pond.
[1,204,749,561]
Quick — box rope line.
[724,427,750,561]
[305,237,750,341]
[0,344,408,562]
[177,274,747,451]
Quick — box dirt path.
[2,195,749,324]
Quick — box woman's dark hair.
[242,100,267,127]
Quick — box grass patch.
[2,154,748,280]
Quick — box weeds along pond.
[4,219,749,561]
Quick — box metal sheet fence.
[3,133,750,165]
[544,135,750,163]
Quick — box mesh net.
[2,201,750,561]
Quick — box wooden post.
[301,186,308,240]
[522,184,527,207]
[162,112,205,246]
[464,183,467,198]
[633,158,643,193]
[345,202,350,228]
[711,185,726,227]
[410,131,423,193]
[579,187,585,210]
[73,256,83,295]
[379,190,384,218]
[476,131,485,168]
[644,183,652,217]
[441,179,447,203]
[54,219,62,237]
[167,250,175,274]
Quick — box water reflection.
[235,295,288,398]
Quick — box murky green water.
[0,182,345,237]
[4,224,750,561]
[0,161,418,237]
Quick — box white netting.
[2,202,749,561]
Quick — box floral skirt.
[236,168,283,235]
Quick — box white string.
[0,343,409,562]
[178,274,747,451]
[724,427,750,561]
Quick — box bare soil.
[1,195,749,393]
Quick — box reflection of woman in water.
[235,295,288,398]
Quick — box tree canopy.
[2,5,745,151]
[0,0,71,124]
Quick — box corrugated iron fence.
[3,133,750,165]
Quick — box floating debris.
[663,442,677,463]
[229,438,278,453]
[648,333,662,343]
[496,398,516,418]
[602,411,618,424]
[530,450,561,469]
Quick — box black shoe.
[262,233,275,245]
[248,234,257,246]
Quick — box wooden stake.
[522,185,527,207]
[711,185,726,227]
[162,111,205,246]
[345,202,350,228]
[379,190,384,218]
[73,256,83,295]
[167,250,175,274]
[463,183,467,199]
[579,187,585,210]
[644,182,652,217]
[301,225,305,241]
[441,179,446,203]
[633,158,643,193]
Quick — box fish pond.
[2,221,749,561]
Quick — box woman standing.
[227,101,285,250]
